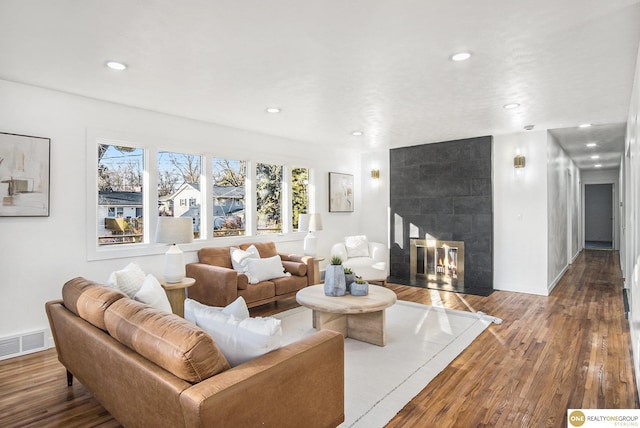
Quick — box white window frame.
[86,129,313,261]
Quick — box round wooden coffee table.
[296,284,397,346]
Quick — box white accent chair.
[330,236,388,284]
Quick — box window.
[212,158,246,237]
[97,144,144,246]
[158,151,202,238]
[256,163,283,234]
[291,167,309,230]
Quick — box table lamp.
[155,217,193,283]
[300,213,322,257]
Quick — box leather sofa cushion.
[62,277,126,331]
[198,247,233,269]
[240,242,278,258]
[104,299,230,383]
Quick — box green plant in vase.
[343,267,356,293]
[324,256,346,296]
[350,276,369,296]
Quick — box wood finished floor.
[0,250,636,427]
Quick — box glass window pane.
[97,144,144,245]
[292,167,309,230]
[256,163,282,234]
[212,158,246,237]
[158,151,201,239]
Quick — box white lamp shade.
[298,213,310,232]
[308,213,323,232]
[155,217,193,244]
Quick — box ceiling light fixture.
[105,60,127,71]
[590,155,600,159]
[351,131,364,136]
[523,125,535,131]
[450,52,471,61]
[266,107,281,113]
[503,103,520,109]
[586,143,597,147]
[579,123,592,128]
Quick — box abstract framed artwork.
[0,132,51,217]
[329,172,354,212]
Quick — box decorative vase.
[324,264,347,296]
[350,281,369,296]
[344,273,356,293]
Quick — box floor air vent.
[0,330,47,360]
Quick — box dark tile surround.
[389,136,493,296]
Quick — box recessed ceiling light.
[586,143,597,147]
[503,103,520,109]
[105,60,127,71]
[523,125,535,131]
[590,155,600,159]
[351,131,364,136]
[266,107,281,113]
[595,164,602,168]
[579,123,592,128]
[450,52,471,61]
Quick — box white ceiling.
[1,0,639,169]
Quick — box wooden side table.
[309,257,325,285]
[160,277,195,317]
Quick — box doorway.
[584,183,613,249]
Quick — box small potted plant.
[350,276,369,296]
[324,256,347,296]
[344,267,356,292]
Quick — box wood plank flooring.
[0,250,636,427]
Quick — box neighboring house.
[163,182,201,234]
[213,185,245,230]
[98,191,143,242]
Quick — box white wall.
[0,79,362,340]
[493,131,549,295]
[546,133,581,291]
[624,43,640,398]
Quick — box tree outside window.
[97,144,144,245]
[256,163,283,234]
[292,167,309,230]
[158,151,201,238]
[212,158,246,237]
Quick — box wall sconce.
[513,155,526,169]
[371,169,380,179]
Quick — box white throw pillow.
[230,245,260,273]
[134,274,173,313]
[345,235,370,258]
[107,262,146,298]
[244,255,288,284]
[185,299,282,367]
[184,297,250,321]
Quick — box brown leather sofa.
[186,242,316,308]
[46,277,345,428]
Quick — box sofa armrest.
[185,263,239,307]
[180,330,344,428]
[369,242,387,263]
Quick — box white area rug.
[273,300,499,428]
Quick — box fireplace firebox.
[410,239,464,290]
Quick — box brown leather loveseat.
[46,277,345,428]
[186,241,316,308]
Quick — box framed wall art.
[0,132,51,217]
[329,172,354,212]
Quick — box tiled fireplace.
[389,136,493,296]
